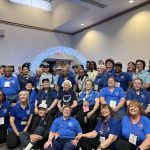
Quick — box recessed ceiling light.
[81,24,85,26]
[129,0,134,3]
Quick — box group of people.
[0,58,149,150]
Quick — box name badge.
[115,82,120,87]
[99,136,106,144]
[110,100,116,108]
[129,133,137,145]
[83,105,89,112]
[0,117,4,125]
[4,81,10,88]
[94,84,98,91]
[21,121,27,125]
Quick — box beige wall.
[0,23,72,68]
[0,0,52,29]
[73,4,150,70]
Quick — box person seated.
[126,77,150,118]
[57,67,76,92]
[77,104,121,150]
[0,90,11,144]
[44,105,82,150]
[19,102,53,150]
[76,79,99,132]
[0,66,20,105]
[7,91,33,149]
[57,80,77,117]
[35,78,58,119]
[115,101,150,150]
[100,76,126,119]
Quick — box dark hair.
[105,58,115,67]
[89,61,97,70]
[127,61,136,72]
[25,80,33,86]
[108,76,116,82]
[99,104,115,121]
[78,64,84,69]
[22,63,30,70]
[42,78,49,83]
[62,105,72,111]
[135,59,146,69]
[0,90,6,102]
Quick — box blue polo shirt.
[78,90,99,106]
[106,69,115,77]
[122,115,150,146]
[50,116,82,139]
[9,102,32,132]
[0,76,20,96]
[100,87,126,110]
[126,88,150,109]
[36,88,58,107]
[94,73,108,92]
[0,101,11,127]
[94,117,121,139]
[29,90,37,110]
[57,74,76,90]
[114,72,132,91]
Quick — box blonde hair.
[62,80,72,88]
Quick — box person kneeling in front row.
[44,105,82,150]
[19,102,53,150]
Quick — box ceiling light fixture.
[81,24,85,26]
[129,0,134,3]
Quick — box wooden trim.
[73,1,150,35]
[0,20,73,35]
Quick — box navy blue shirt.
[122,115,150,146]
[36,88,58,107]
[126,88,150,109]
[0,76,20,96]
[29,90,37,110]
[94,73,108,92]
[57,74,76,90]
[78,90,99,106]
[50,116,82,139]
[94,117,121,139]
[9,102,32,132]
[106,69,115,77]
[58,90,77,106]
[114,72,132,91]
[0,101,11,127]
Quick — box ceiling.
[53,0,149,33]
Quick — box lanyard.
[99,122,108,135]
[130,117,141,137]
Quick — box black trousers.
[7,131,20,149]
[79,138,115,150]
[75,107,98,132]
[0,125,7,144]
[115,139,150,150]
[19,126,47,148]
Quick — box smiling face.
[63,82,71,91]
[108,77,115,88]
[19,91,28,103]
[128,104,140,116]
[101,106,111,118]
[97,65,105,75]
[62,107,71,118]
[38,108,47,117]
[136,61,144,71]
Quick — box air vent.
[80,0,107,8]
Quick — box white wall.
[73,4,150,70]
[0,23,72,68]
